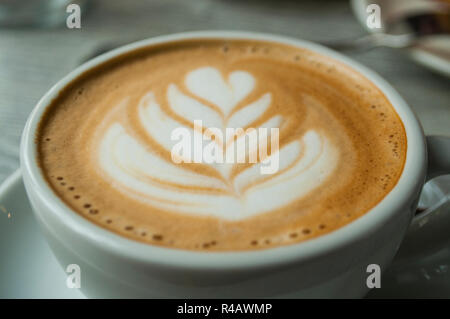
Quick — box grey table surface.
[0,0,449,184]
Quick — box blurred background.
[0,0,449,298]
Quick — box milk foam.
[97,67,338,220]
[38,39,407,251]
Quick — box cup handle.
[392,136,450,265]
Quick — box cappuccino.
[37,39,406,251]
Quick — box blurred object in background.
[351,0,450,77]
[0,0,88,28]
[358,0,450,35]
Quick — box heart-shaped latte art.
[97,67,338,220]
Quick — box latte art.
[96,66,337,220]
[37,39,406,251]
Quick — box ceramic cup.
[20,31,450,298]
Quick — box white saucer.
[1,170,449,298]
[0,170,84,299]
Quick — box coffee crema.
[37,39,406,251]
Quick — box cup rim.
[20,30,426,270]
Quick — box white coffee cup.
[20,31,450,298]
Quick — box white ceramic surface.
[2,170,450,298]
[0,170,84,299]
[19,31,450,298]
